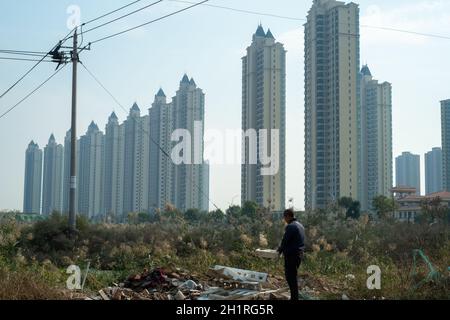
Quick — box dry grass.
[0,209,449,300]
[0,269,62,300]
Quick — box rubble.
[175,290,186,300]
[98,289,110,300]
[178,280,200,290]
[124,268,170,291]
[89,265,321,301]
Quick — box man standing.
[278,209,306,300]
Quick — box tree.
[161,204,184,223]
[207,209,225,223]
[338,197,354,209]
[421,196,449,224]
[372,195,397,220]
[226,205,241,218]
[242,201,258,218]
[338,197,361,220]
[184,208,205,222]
[347,201,361,219]
[127,212,139,225]
[137,212,151,224]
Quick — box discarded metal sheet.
[255,249,279,260]
[212,265,268,283]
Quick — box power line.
[169,0,305,21]
[80,61,219,211]
[79,62,126,112]
[81,0,164,36]
[0,64,67,120]
[169,0,450,41]
[0,54,52,99]
[0,27,75,100]
[0,0,153,55]
[0,0,159,99]
[360,24,450,40]
[0,57,53,63]
[0,50,48,56]
[0,52,48,58]
[83,0,146,26]
[90,0,210,45]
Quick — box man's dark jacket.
[278,219,305,256]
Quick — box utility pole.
[69,29,78,232]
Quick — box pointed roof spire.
[49,133,55,142]
[88,121,99,131]
[181,74,190,84]
[131,102,140,112]
[29,140,35,147]
[156,88,166,97]
[266,28,275,39]
[361,64,372,76]
[109,111,118,120]
[189,78,196,86]
[255,24,265,37]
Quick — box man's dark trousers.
[284,251,303,300]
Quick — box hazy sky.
[1,0,449,211]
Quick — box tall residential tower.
[425,147,443,195]
[42,134,63,215]
[78,122,104,219]
[304,0,360,209]
[171,75,209,212]
[441,99,450,191]
[395,152,421,195]
[241,25,286,211]
[123,103,150,215]
[149,89,174,212]
[103,112,125,220]
[359,65,393,210]
[23,141,42,214]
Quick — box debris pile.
[124,268,171,291]
[89,265,301,301]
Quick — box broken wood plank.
[98,289,110,300]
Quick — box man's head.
[283,208,295,224]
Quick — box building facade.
[395,152,421,195]
[103,112,125,221]
[149,89,174,212]
[123,103,150,215]
[425,147,443,195]
[241,25,286,211]
[23,141,42,214]
[392,188,450,223]
[441,99,450,191]
[42,134,63,215]
[171,75,209,212]
[26,77,210,218]
[78,122,104,219]
[201,161,210,212]
[304,0,360,209]
[359,65,393,210]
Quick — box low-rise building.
[391,187,450,222]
